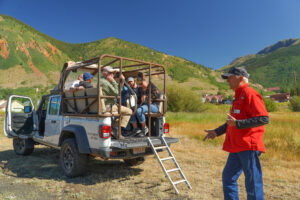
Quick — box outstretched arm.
[203,122,227,141]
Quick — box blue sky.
[1,0,300,69]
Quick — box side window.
[42,97,49,111]
[10,97,32,113]
[48,96,61,115]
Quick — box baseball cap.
[221,67,250,79]
[137,72,146,81]
[103,66,120,73]
[83,72,93,81]
[127,77,134,82]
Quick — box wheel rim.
[16,139,25,151]
[63,145,74,173]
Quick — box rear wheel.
[124,157,145,166]
[13,138,34,155]
[60,138,87,177]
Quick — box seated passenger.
[101,66,132,138]
[121,77,139,133]
[78,72,94,89]
[121,77,139,107]
[130,73,160,136]
[127,77,139,93]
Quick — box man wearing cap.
[78,72,94,89]
[203,67,269,200]
[121,77,138,107]
[101,66,132,136]
[127,77,138,94]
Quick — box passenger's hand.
[106,73,115,82]
[203,129,217,141]
[141,95,146,103]
[227,114,236,127]
[120,74,125,82]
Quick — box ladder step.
[154,146,168,150]
[166,168,180,173]
[160,157,174,161]
[173,179,186,185]
[147,137,191,194]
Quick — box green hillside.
[221,38,300,91]
[0,14,229,99]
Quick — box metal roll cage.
[57,54,167,138]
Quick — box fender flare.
[59,125,91,154]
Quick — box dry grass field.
[0,108,300,200]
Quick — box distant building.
[270,93,290,102]
[266,87,280,92]
[203,94,223,103]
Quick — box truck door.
[4,95,36,138]
[44,95,63,145]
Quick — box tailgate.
[110,137,178,149]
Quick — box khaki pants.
[111,105,132,128]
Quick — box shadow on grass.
[0,147,143,185]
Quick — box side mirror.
[24,106,32,113]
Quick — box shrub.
[263,98,277,112]
[166,84,204,112]
[289,96,300,111]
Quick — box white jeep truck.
[4,55,178,177]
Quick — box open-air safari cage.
[55,54,167,139]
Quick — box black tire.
[124,157,145,166]
[60,138,87,177]
[13,138,34,156]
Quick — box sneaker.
[132,128,141,136]
[141,126,149,135]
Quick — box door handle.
[51,120,56,123]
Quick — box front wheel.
[60,138,87,177]
[13,138,34,155]
[124,157,145,166]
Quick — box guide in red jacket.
[204,67,269,200]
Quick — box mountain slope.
[222,38,300,90]
[0,14,228,96]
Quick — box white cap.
[103,66,119,73]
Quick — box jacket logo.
[234,109,240,114]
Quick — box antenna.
[294,71,297,96]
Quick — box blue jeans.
[222,151,264,200]
[130,104,158,123]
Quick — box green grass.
[167,105,300,161]
[166,105,230,123]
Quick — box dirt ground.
[0,131,300,200]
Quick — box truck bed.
[110,137,178,149]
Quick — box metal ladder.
[147,136,192,194]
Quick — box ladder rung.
[166,168,180,173]
[160,157,173,161]
[173,179,186,185]
[147,137,191,193]
[154,146,168,150]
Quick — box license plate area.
[132,147,145,154]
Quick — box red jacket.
[223,84,268,153]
